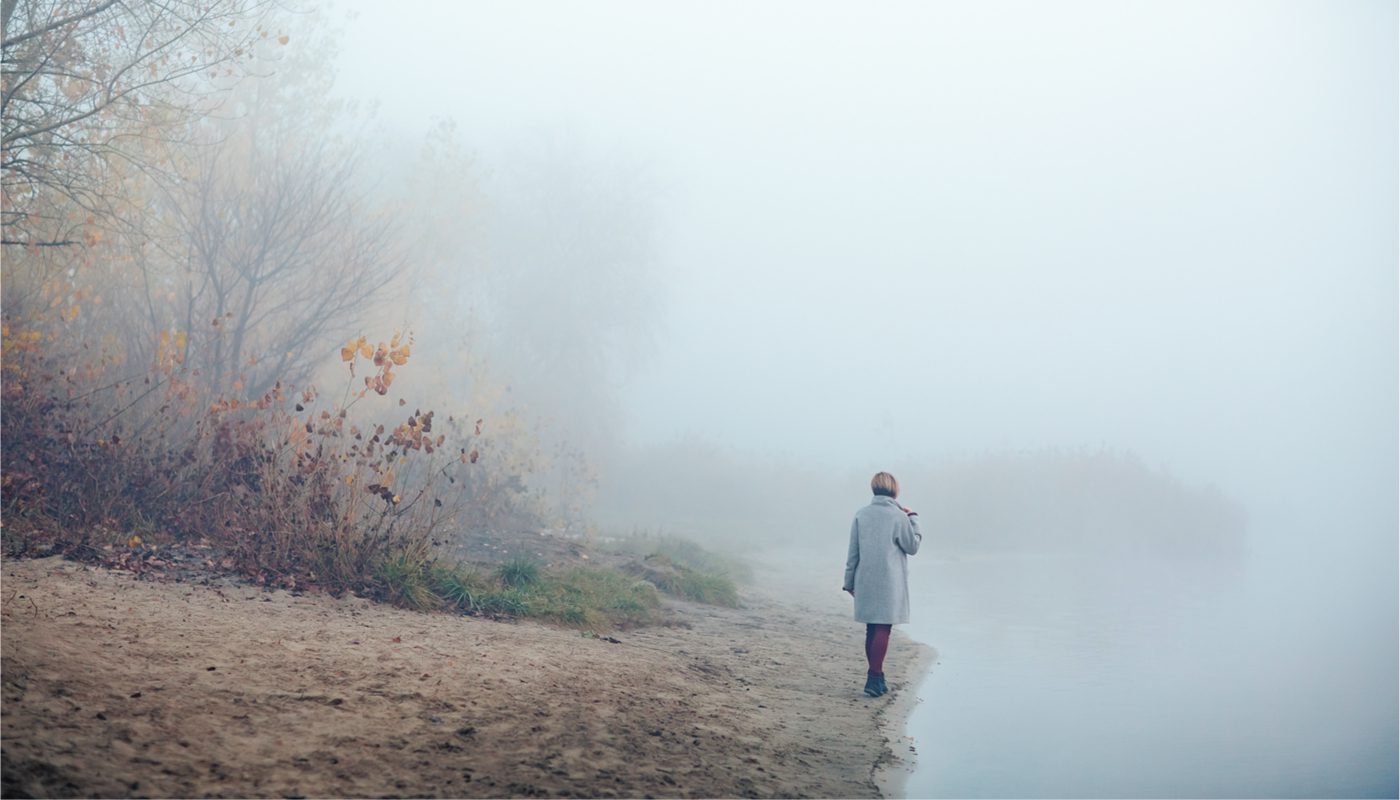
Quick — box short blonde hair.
[870,472,899,498]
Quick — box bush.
[0,326,513,600]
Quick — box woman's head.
[870,472,899,498]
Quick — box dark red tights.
[865,623,892,675]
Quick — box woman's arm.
[843,518,860,593]
[896,509,922,555]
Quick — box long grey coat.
[843,496,922,624]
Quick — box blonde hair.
[870,472,899,498]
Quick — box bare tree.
[1,0,272,248]
[126,130,402,399]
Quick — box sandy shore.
[1,553,931,798]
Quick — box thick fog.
[337,1,1392,490]
[335,0,1394,547]
[327,1,1396,794]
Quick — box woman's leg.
[863,623,892,696]
[867,623,892,675]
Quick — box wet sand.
[1,554,931,798]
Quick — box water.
[901,543,1398,798]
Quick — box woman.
[843,471,922,697]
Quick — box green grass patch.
[658,564,740,607]
[603,532,753,584]
[621,554,741,607]
[602,533,745,607]
[422,559,662,629]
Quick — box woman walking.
[843,471,922,697]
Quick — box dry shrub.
[1,321,533,600]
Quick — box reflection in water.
[901,546,1398,799]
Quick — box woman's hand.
[900,505,915,515]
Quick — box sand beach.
[1,553,931,798]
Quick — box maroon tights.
[865,623,892,675]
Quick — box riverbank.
[1,553,931,798]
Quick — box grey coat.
[843,496,922,624]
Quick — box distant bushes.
[594,442,1248,563]
[921,449,1249,559]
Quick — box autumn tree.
[1,0,274,249]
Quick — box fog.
[335,0,1393,510]
[324,1,1397,795]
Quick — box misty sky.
[332,1,1397,529]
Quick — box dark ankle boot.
[864,673,883,697]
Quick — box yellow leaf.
[359,342,373,359]
[340,346,355,362]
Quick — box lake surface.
[900,542,1398,798]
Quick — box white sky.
[331,0,1397,521]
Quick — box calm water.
[901,542,1398,798]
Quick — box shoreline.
[3,553,930,798]
[872,633,936,799]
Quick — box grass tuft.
[375,548,443,611]
[495,557,540,588]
